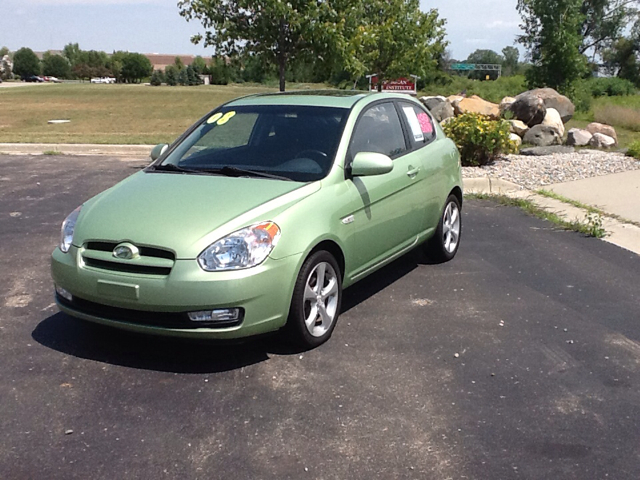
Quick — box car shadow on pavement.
[32,247,436,373]
[32,312,278,374]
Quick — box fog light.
[188,308,241,323]
[55,285,73,302]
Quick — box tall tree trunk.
[278,19,286,92]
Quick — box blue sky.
[3,0,523,61]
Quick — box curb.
[463,177,640,256]
[0,143,153,157]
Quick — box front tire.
[425,194,462,263]
[285,251,342,349]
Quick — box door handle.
[407,167,420,178]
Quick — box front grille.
[83,258,172,276]
[85,242,175,261]
[57,294,244,329]
[81,241,175,276]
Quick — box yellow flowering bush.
[442,113,517,166]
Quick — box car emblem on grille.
[113,243,140,260]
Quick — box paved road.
[1,154,640,480]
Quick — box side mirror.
[150,143,169,161]
[351,152,393,177]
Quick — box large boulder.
[499,96,516,114]
[419,96,446,111]
[509,120,529,137]
[586,122,618,145]
[447,95,464,109]
[589,132,616,149]
[524,88,575,123]
[566,128,592,147]
[541,108,565,137]
[430,101,455,122]
[509,133,522,148]
[509,94,546,127]
[419,96,454,122]
[454,95,501,120]
[523,124,562,146]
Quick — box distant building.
[145,54,197,72]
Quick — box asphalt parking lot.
[1,154,640,480]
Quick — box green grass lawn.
[0,83,323,145]
[2,82,639,148]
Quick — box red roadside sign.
[368,76,417,95]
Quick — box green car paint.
[51,91,462,340]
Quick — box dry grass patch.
[594,105,640,132]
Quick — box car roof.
[226,90,419,109]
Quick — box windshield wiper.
[151,164,205,174]
[206,166,293,181]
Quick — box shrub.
[626,140,640,159]
[588,77,636,97]
[595,105,640,132]
[150,70,164,86]
[421,75,527,104]
[442,113,516,166]
[568,80,593,113]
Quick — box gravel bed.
[461,150,640,190]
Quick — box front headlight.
[198,221,281,271]
[60,206,82,253]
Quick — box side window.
[400,103,436,148]
[350,102,407,159]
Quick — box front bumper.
[51,246,302,339]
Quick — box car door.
[396,100,449,233]
[345,101,427,278]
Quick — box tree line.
[2,0,638,95]
[1,44,154,83]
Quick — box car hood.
[74,171,319,258]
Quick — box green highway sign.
[450,63,476,71]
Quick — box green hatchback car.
[51,91,462,348]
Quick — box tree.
[73,63,92,81]
[580,0,639,59]
[502,46,520,76]
[178,67,189,85]
[13,48,41,78]
[42,52,72,79]
[179,0,333,92]
[0,46,9,58]
[517,0,588,93]
[150,70,165,86]
[120,53,152,83]
[602,36,640,85]
[63,43,82,67]
[165,65,178,86]
[464,49,504,79]
[192,55,207,74]
[332,0,447,87]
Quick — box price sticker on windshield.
[206,112,223,124]
[216,111,236,125]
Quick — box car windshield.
[160,105,349,182]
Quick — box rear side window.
[350,102,407,158]
[400,102,436,148]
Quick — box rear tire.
[285,251,342,349]
[425,194,462,263]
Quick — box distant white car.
[90,77,116,84]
